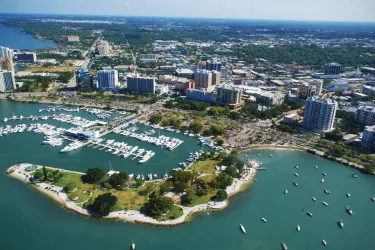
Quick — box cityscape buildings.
[216,86,243,107]
[76,68,93,89]
[0,70,16,92]
[324,62,342,78]
[356,106,375,126]
[0,58,15,72]
[302,97,337,131]
[97,70,119,90]
[16,52,37,62]
[63,35,80,42]
[97,41,110,56]
[186,89,214,102]
[361,126,375,149]
[206,60,221,71]
[325,80,349,92]
[194,70,213,91]
[126,74,156,94]
[139,54,158,63]
[211,71,221,86]
[0,46,13,59]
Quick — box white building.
[139,54,158,63]
[0,46,13,59]
[155,84,169,95]
[0,70,16,92]
[356,106,375,126]
[97,41,110,56]
[302,97,337,132]
[260,92,285,106]
[326,80,349,92]
[361,125,375,149]
[97,70,119,90]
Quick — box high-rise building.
[206,60,221,71]
[362,85,375,96]
[194,70,213,91]
[299,80,323,98]
[186,89,214,103]
[212,71,221,86]
[361,125,375,149]
[324,62,341,77]
[216,86,243,107]
[302,97,337,132]
[16,52,37,62]
[97,41,110,56]
[0,58,15,72]
[260,92,285,106]
[0,70,16,92]
[97,70,119,90]
[76,68,93,89]
[126,74,155,94]
[0,46,13,59]
[356,106,375,126]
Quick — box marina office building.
[302,97,337,132]
[126,74,156,94]
[0,70,16,92]
[356,106,375,126]
[97,70,119,90]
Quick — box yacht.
[261,217,267,223]
[312,197,316,201]
[284,190,288,194]
[294,173,299,177]
[3,118,8,122]
[338,220,344,228]
[245,154,247,157]
[131,240,135,250]
[270,154,273,157]
[322,172,327,176]
[321,179,325,183]
[346,205,353,215]
[322,201,329,206]
[315,165,318,169]
[293,182,298,187]
[322,240,327,246]
[240,224,246,233]
[295,165,299,169]
[352,174,358,178]
[281,242,288,250]
[324,189,331,194]
[257,154,262,157]
[306,211,313,217]
[372,197,375,202]
[346,193,351,198]
[297,225,301,231]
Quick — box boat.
[245,154,247,157]
[322,239,327,246]
[346,205,353,215]
[338,220,344,228]
[346,193,351,198]
[322,201,329,206]
[352,174,358,178]
[261,217,267,223]
[131,240,135,250]
[322,172,327,176]
[312,197,316,201]
[324,189,331,194]
[294,173,299,177]
[3,118,8,122]
[295,165,299,169]
[372,197,375,202]
[321,179,325,183]
[297,225,301,231]
[293,182,298,187]
[315,165,318,169]
[257,154,262,157]
[270,154,273,157]
[240,224,246,233]
[284,190,288,194]
[306,211,313,217]
[281,242,288,250]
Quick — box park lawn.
[57,172,94,203]
[156,205,183,221]
[111,189,147,211]
[192,160,219,175]
[197,174,215,182]
[25,66,79,72]
[185,189,218,207]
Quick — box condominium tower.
[0,70,16,92]
[194,70,213,91]
[126,74,155,94]
[356,106,375,126]
[302,97,337,131]
[97,70,119,90]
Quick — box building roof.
[175,68,194,74]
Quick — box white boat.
[3,118,8,122]
[312,197,316,201]
[297,225,301,231]
[322,201,329,206]
[372,197,375,202]
[270,154,273,157]
[257,154,262,157]
[245,154,247,157]
[346,193,351,197]
[293,182,298,187]
[324,189,331,194]
[295,165,299,169]
[306,211,313,217]
[352,174,358,178]
[131,240,135,250]
[294,173,299,177]
[346,205,353,215]
[322,172,327,176]
[281,242,288,250]
[338,220,344,228]
[315,165,318,169]
[240,224,246,233]
[261,217,267,223]
[322,239,327,246]
[284,190,288,194]
[321,179,325,183]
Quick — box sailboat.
[131,239,135,249]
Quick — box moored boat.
[284,190,288,194]
[338,220,344,228]
[281,242,288,250]
[240,224,246,233]
[322,239,327,246]
[306,211,313,217]
[131,240,135,250]
[321,179,325,183]
[346,205,353,215]
[294,173,299,177]
[312,197,316,201]
[297,225,300,231]
[293,182,298,187]
[261,217,267,223]
[322,201,329,206]
[324,189,331,194]
[346,193,351,198]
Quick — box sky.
[2,0,375,22]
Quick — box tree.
[189,121,204,134]
[171,170,194,192]
[215,173,233,189]
[150,113,163,124]
[224,166,239,178]
[33,171,43,180]
[210,124,225,136]
[181,189,197,205]
[216,189,228,201]
[64,181,76,192]
[216,138,224,146]
[159,180,173,194]
[135,179,145,187]
[108,172,129,188]
[142,195,174,217]
[42,166,48,181]
[89,193,118,216]
[324,129,343,142]
[83,168,106,183]
[229,111,241,120]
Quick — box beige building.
[212,70,221,86]
[194,70,213,91]
[216,86,243,108]
[97,41,110,56]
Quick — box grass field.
[157,205,183,221]
[184,189,217,207]
[191,160,219,175]
[25,66,79,72]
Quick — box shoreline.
[5,163,257,227]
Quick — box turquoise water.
[0,25,56,50]
[1,100,375,250]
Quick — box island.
[6,153,257,226]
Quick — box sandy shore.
[6,163,257,226]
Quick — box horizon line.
[1,12,375,24]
